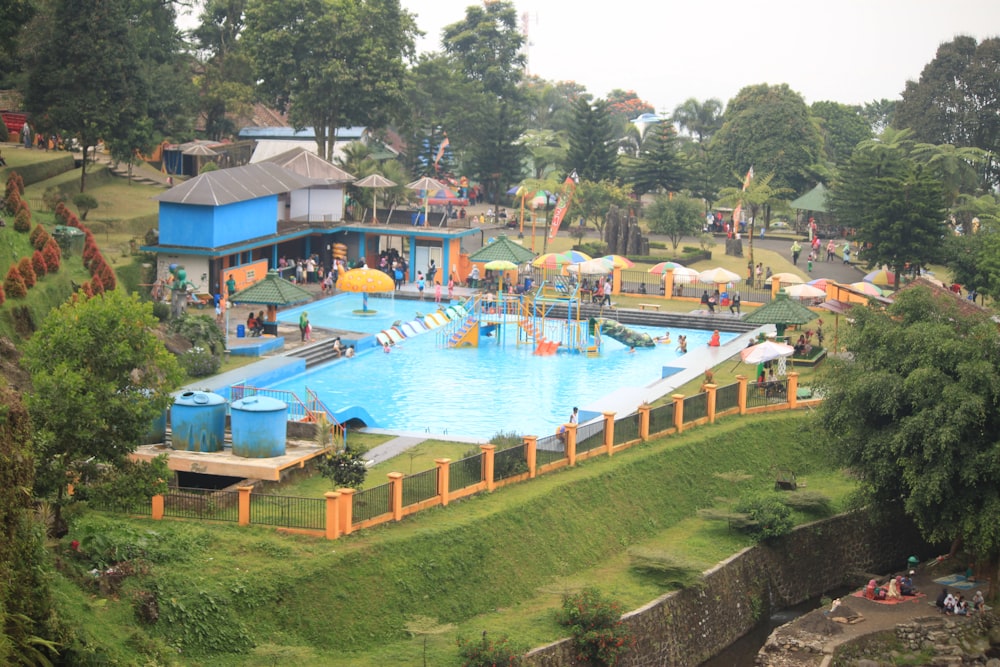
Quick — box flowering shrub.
[556,588,634,666]
[16,258,35,288]
[31,250,47,278]
[457,632,525,667]
[179,346,221,378]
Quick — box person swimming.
[655,330,671,344]
[677,335,688,353]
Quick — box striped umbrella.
[601,254,634,269]
[560,250,592,263]
[532,252,573,269]
[807,278,834,290]
[848,281,884,297]
[648,261,685,275]
[863,268,897,286]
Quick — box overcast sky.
[400,0,1000,113]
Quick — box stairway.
[289,339,342,368]
[446,315,478,347]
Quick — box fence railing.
[231,384,305,421]
[114,373,818,539]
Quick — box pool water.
[272,295,737,439]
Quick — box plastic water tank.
[143,409,168,445]
[230,396,288,458]
[171,391,227,452]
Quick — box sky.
[397,0,1000,113]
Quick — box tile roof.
[467,236,536,263]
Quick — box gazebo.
[468,236,536,289]
[228,269,313,340]
[743,290,817,340]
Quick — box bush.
[179,346,221,377]
[576,241,608,258]
[72,192,99,220]
[734,494,793,540]
[13,207,30,232]
[31,250,47,278]
[5,265,28,298]
[557,588,633,666]
[457,632,525,667]
[169,313,225,354]
[43,186,65,212]
[42,239,61,273]
[780,491,833,516]
[76,455,170,515]
[317,445,368,489]
[16,257,36,288]
[151,301,170,322]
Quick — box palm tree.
[911,142,988,207]
[717,172,791,269]
[671,98,723,144]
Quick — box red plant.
[97,262,116,291]
[4,265,27,298]
[17,257,36,288]
[13,208,30,232]
[43,239,61,272]
[80,281,93,298]
[31,250,47,278]
[0,283,5,306]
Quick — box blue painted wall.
[158,197,278,249]
[159,203,215,247]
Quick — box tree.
[644,193,704,252]
[72,193,99,221]
[621,122,688,196]
[569,180,632,236]
[716,172,790,269]
[564,97,617,182]
[820,285,1000,571]
[23,291,182,513]
[828,144,946,288]
[243,0,417,161]
[709,84,824,197]
[21,0,146,192]
[192,0,256,140]
[0,1,36,87]
[894,36,1000,186]
[910,142,988,208]
[318,445,367,489]
[810,101,873,166]
[672,97,723,144]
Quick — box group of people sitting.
[793,334,813,357]
[936,588,984,615]
[245,311,266,337]
[864,571,918,601]
[331,337,355,359]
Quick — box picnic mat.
[933,574,978,590]
[851,590,926,605]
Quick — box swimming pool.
[273,295,738,439]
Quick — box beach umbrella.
[807,278,834,290]
[407,176,448,226]
[849,281,885,297]
[740,340,795,365]
[601,254,634,269]
[648,261,685,275]
[532,252,573,269]
[560,250,592,263]
[354,173,397,223]
[770,272,804,284]
[484,259,517,294]
[697,267,741,284]
[863,268,896,286]
[783,283,827,300]
[182,144,218,156]
[671,267,700,284]
[566,257,615,275]
[336,267,395,313]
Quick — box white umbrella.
[671,267,700,284]
[566,257,614,275]
[740,340,795,365]
[697,267,741,284]
[783,284,826,299]
[770,272,804,284]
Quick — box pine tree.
[565,97,618,182]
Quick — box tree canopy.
[564,97,617,183]
[820,286,1000,560]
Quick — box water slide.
[597,318,655,348]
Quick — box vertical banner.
[434,134,449,171]
[547,171,578,241]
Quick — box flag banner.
[547,172,578,240]
[742,166,754,189]
[434,135,450,169]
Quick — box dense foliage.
[557,588,634,666]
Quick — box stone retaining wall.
[526,509,928,667]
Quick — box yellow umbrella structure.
[484,259,517,294]
[336,268,395,313]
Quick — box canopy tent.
[789,182,829,213]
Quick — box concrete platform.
[228,335,285,356]
[132,439,327,482]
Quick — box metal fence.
[449,452,483,492]
[402,468,439,507]
[619,269,665,296]
[250,493,325,530]
[648,402,675,435]
[716,382,740,412]
[535,433,566,466]
[353,482,392,523]
[575,420,605,454]
[162,488,240,522]
[85,494,151,516]
[684,392,709,422]
[493,443,528,482]
[746,379,789,408]
[614,413,641,445]
[230,385,304,420]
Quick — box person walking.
[600,278,613,307]
[730,292,741,315]
[299,311,309,342]
[791,240,802,266]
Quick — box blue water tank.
[230,396,288,458]
[171,391,227,452]
[143,409,168,445]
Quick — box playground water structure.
[274,292,743,440]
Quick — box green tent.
[790,183,829,213]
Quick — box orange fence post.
[389,473,404,521]
[324,491,341,540]
[436,458,451,506]
[705,383,718,423]
[238,486,253,527]
[524,436,537,478]
[737,375,748,415]
[480,444,496,492]
[787,372,799,408]
[603,411,615,456]
[663,270,675,301]
[638,404,650,441]
[338,488,355,535]
[672,394,685,433]
[151,494,164,521]
[566,423,578,466]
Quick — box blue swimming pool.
[273,296,738,439]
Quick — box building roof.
[743,290,817,325]
[237,126,367,140]
[229,270,313,306]
[260,147,355,184]
[155,163,320,206]
[467,236,536,264]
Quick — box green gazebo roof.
[468,236,536,264]
[743,290,816,325]
[230,270,313,306]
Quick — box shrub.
[457,632,525,667]
[734,494,793,540]
[33,228,51,252]
[17,258,36,288]
[72,192,99,220]
[0,283,5,306]
[557,588,633,666]
[169,313,225,354]
[151,301,170,322]
[317,445,368,489]
[179,346,221,377]
[4,265,27,298]
[42,240,61,273]
[13,208,30,232]
[0,120,7,142]
[42,186,65,212]
[31,251,47,278]
[76,455,170,515]
[780,490,833,516]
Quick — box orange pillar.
[737,375,748,415]
[481,444,496,491]
[771,275,781,299]
[524,436,538,478]
[638,404,651,441]
[787,372,799,408]
[151,494,164,521]
[705,383,718,423]
[672,394,685,433]
[436,458,451,506]
[324,491,341,540]
[612,268,622,295]
[338,488,355,535]
[566,423,578,466]
[389,473,404,521]
[663,270,675,300]
[238,486,253,527]
[603,411,615,456]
